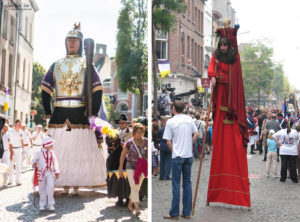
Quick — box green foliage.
[241,41,275,98]
[116,0,148,115]
[240,40,293,104]
[152,0,187,32]
[31,62,47,125]
[103,96,120,124]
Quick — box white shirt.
[163,113,197,158]
[8,128,23,147]
[32,148,60,181]
[32,131,45,145]
[273,129,299,156]
[21,129,31,145]
[195,120,206,138]
[2,132,10,151]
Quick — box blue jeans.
[193,138,205,159]
[169,157,193,217]
[160,151,172,179]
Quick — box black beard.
[214,48,237,64]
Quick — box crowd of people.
[246,106,300,183]
[0,113,148,217]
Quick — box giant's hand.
[211,77,216,88]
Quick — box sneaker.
[40,206,46,211]
[48,205,55,211]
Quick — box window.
[25,17,28,39]
[17,54,20,85]
[23,59,26,88]
[192,0,195,21]
[188,0,191,17]
[28,63,31,90]
[195,7,197,26]
[181,32,185,63]
[156,30,168,60]
[30,24,33,44]
[10,17,15,44]
[195,43,197,69]
[198,9,201,31]
[3,10,8,38]
[187,36,190,60]
[118,103,128,112]
[191,39,194,66]
[200,47,203,73]
[201,12,204,34]
[1,50,6,84]
[8,55,13,88]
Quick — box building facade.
[0,0,38,124]
[156,0,205,105]
[94,44,147,122]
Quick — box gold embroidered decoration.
[223,119,233,124]
[220,106,228,111]
[58,64,83,96]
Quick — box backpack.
[158,94,168,114]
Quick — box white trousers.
[39,170,55,208]
[8,148,23,184]
[23,145,31,168]
[1,150,10,185]
[127,169,145,203]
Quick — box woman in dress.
[119,123,148,216]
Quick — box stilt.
[248,207,251,211]
[206,202,210,206]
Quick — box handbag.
[132,139,148,184]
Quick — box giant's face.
[66,37,80,55]
[220,42,229,53]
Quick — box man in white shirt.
[1,124,10,186]
[31,125,45,156]
[21,123,32,169]
[163,101,199,220]
[8,119,24,185]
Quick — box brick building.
[156,0,206,103]
[94,44,147,122]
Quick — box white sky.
[230,0,300,90]
[33,0,122,70]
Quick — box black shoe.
[262,159,266,161]
[159,178,164,180]
[165,177,172,180]
[250,152,256,154]
[116,201,124,206]
[280,178,286,182]
[293,180,298,183]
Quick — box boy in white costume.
[32,137,59,211]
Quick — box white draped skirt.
[49,126,107,187]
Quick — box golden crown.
[222,19,231,28]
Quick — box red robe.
[206,27,250,207]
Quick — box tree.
[31,62,47,125]
[103,96,120,125]
[152,0,186,117]
[116,0,148,116]
[240,40,275,105]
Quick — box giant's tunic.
[41,55,107,187]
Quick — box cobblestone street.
[153,150,300,222]
[0,169,147,222]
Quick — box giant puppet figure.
[206,20,251,208]
[41,24,106,193]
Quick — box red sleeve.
[208,54,216,79]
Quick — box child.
[266,130,278,178]
[32,136,59,211]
